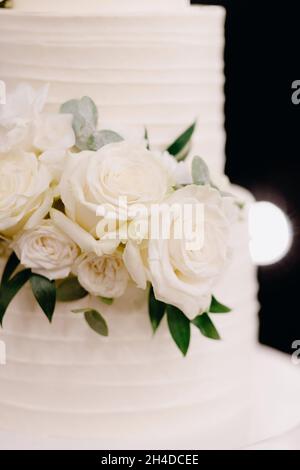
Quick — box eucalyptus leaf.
[1,251,20,286]
[30,274,56,322]
[60,96,98,128]
[60,96,98,150]
[192,156,210,186]
[148,286,166,333]
[99,296,114,305]
[0,269,31,326]
[209,296,231,313]
[84,309,109,336]
[166,305,190,356]
[166,121,196,161]
[56,277,88,302]
[192,312,221,340]
[87,129,123,151]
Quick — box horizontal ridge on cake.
[0,0,259,449]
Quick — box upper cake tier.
[0,4,225,174]
[12,0,189,13]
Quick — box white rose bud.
[0,152,53,238]
[148,185,231,319]
[12,220,79,280]
[75,251,129,299]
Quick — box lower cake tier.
[0,187,259,449]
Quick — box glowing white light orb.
[249,201,292,266]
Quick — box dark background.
[194,0,300,354]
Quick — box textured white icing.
[13,0,189,13]
[0,188,259,447]
[0,5,259,448]
[0,5,226,175]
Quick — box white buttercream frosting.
[0,4,259,448]
[0,5,225,175]
[13,0,189,13]
[0,188,258,447]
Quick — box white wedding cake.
[0,0,259,449]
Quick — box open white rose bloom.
[0,0,299,451]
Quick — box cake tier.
[0,187,259,448]
[0,5,226,175]
[13,0,188,13]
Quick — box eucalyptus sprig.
[60,96,123,151]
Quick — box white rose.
[0,152,53,238]
[74,251,129,299]
[33,113,75,152]
[0,84,75,155]
[0,83,48,153]
[147,185,231,318]
[123,239,149,290]
[12,220,79,280]
[0,239,10,259]
[53,141,172,253]
[210,173,240,224]
[158,150,193,186]
[39,149,68,186]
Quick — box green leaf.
[144,127,150,150]
[166,121,196,161]
[72,307,109,337]
[1,251,20,286]
[236,201,245,210]
[60,96,98,150]
[30,274,56,322]
[148,286,166,333]
[0,269,31,326]
[192,156,210,186]
[86,129,123,151]
[60,96,98,128]
[209,296,231,313]
[166,305,190,356]
[56,277,88,302]
[99,296,114,305]
[192,312,221,340]
[84,309,109,336]
[71,308,88,314]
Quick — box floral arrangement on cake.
[0,84,237,355]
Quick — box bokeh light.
[249,201,293,266]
